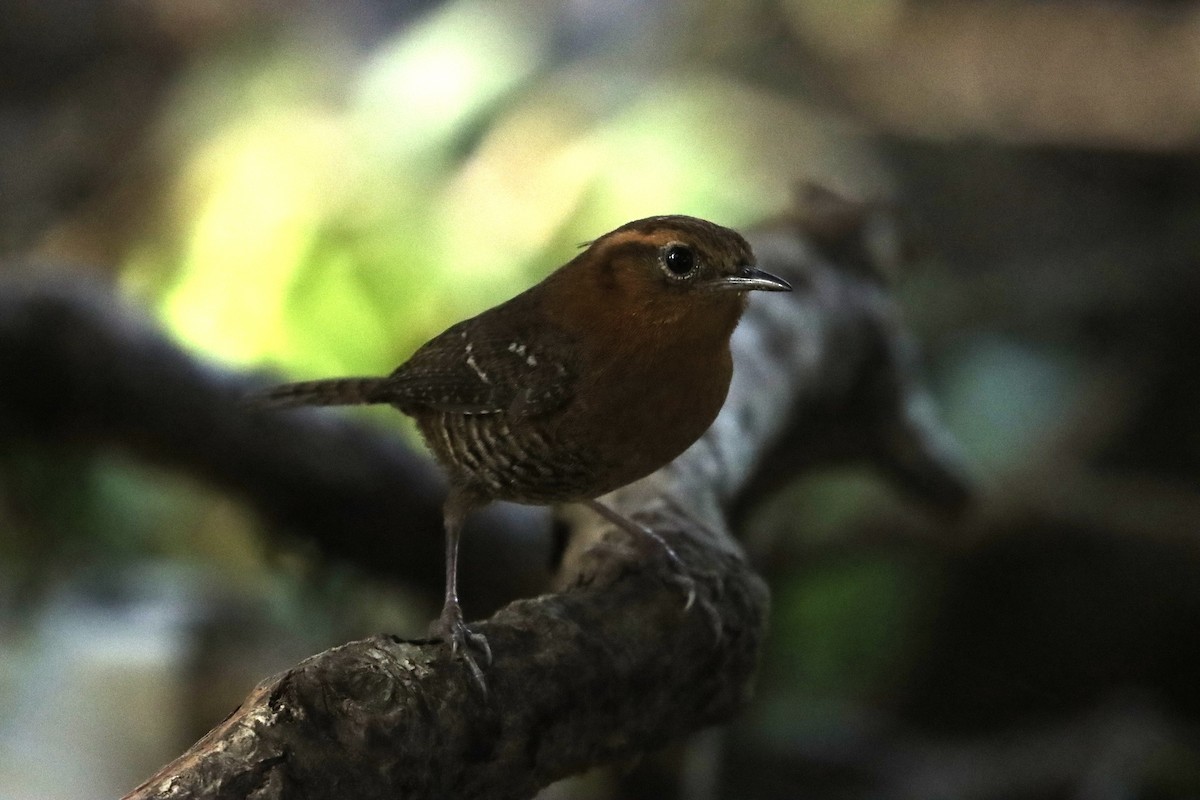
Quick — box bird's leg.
[428,489,491,692]
[582,499,696,611]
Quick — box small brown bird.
[260,215,790,688]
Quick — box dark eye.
[662,244,696,277]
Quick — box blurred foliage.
[745,472,937,734]
[763,553,930,722]
[120,0,872,379]
[935,337,1091,477]
[0,449,268,596]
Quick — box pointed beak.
[716,265,793,292]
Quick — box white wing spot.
[465,353,490,384]
[507,341,536,366]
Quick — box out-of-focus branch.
[0,277,550,609]
[787,1,1200,150]
[734,186,972,524]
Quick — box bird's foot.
[584,500,697,611]
[429,602,491,693]
[631,524,698,612]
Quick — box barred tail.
[254,377,388,409]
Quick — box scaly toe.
[469,628,493,666]
[634,526,698,612]
[582,501,701,615]
[430,613,491,693]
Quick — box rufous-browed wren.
[260,215,791,689]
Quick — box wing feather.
[374,317,576,418]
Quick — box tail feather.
[255,377,388,409]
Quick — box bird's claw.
[430,605,491,693]
[666,570,697,611]
[583,500,708,617]
[651,541,697,610]
[625,523,725,639]
[625,520,699,613]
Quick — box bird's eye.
[662,244,696,277]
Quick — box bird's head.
[551,216,790,336]
[590,215,789,295]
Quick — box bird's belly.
[416,347,732,505]
[418,412,599,504]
